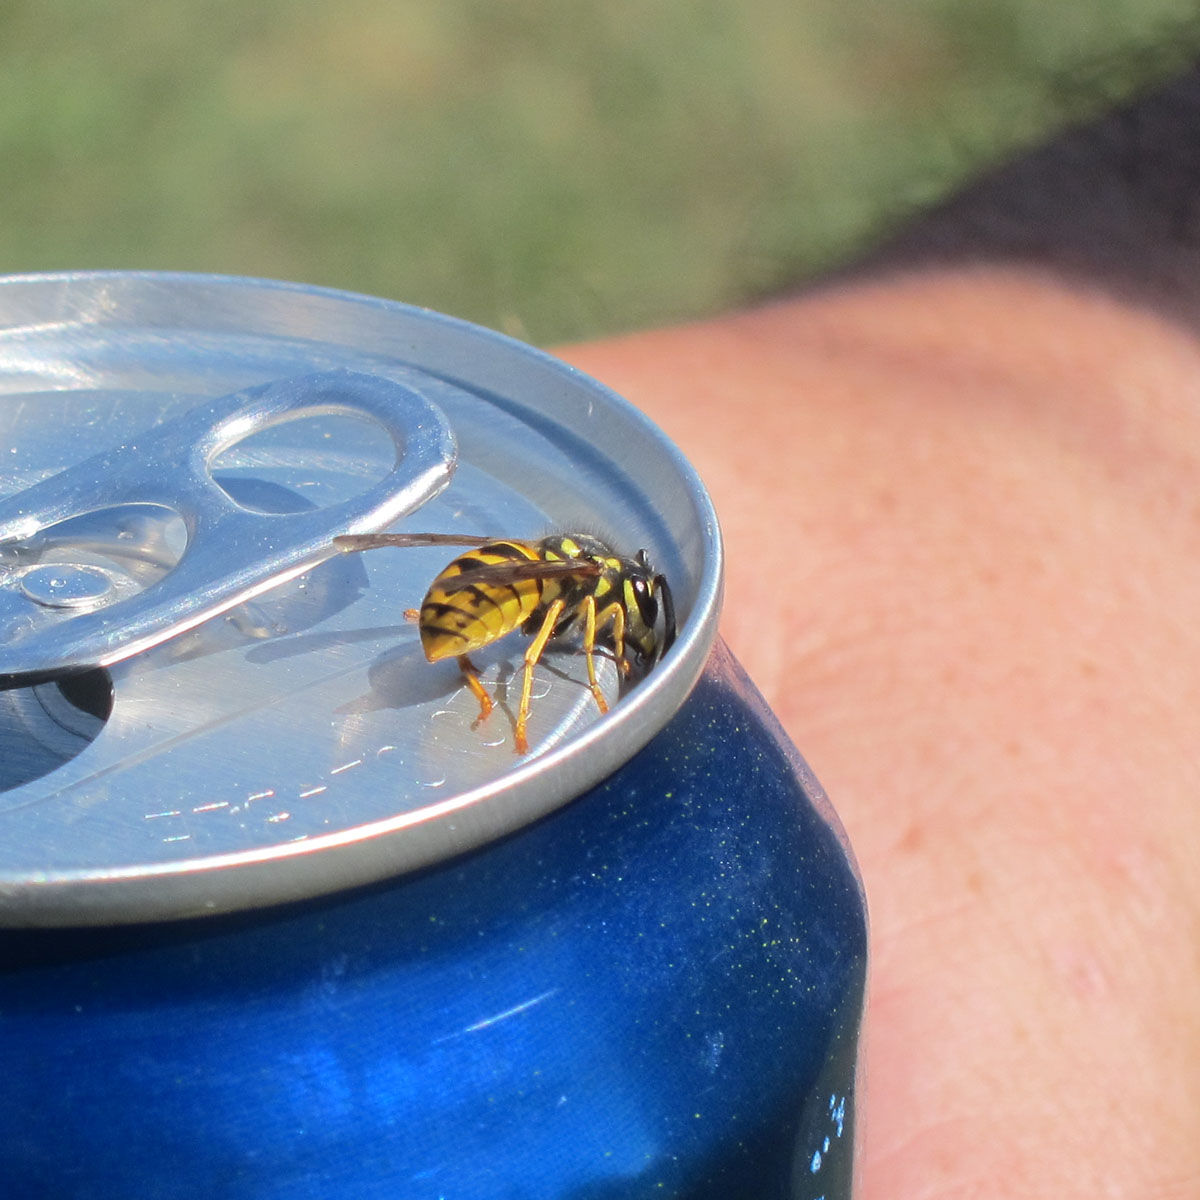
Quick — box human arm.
[563,66,1200,1198]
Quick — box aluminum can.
[0,272,866,1199]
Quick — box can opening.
[0,668,113,793]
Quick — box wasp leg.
[516,597,565,755]
[404,608,420,622]
[456,655,494,724]
[588,645,631,672]
[608,605,630,677]
[580,594,610,716]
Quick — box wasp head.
[620,549,677,677]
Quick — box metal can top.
[0,272,722,926]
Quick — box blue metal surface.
[0,643,866,1199]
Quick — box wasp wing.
[334,532,494,553]
[443,558,602,591]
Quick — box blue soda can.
[0,272,866,1199]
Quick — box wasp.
[334,532,676,754]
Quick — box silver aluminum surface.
[0,272,722,926]
[0,370,456,680]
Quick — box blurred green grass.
[2,0,1198,343]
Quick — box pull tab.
[0,369,456,682]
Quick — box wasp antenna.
[655,574,677,658]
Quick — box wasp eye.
[629,576,657,628]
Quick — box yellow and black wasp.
[334,532,676,754]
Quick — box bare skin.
[562,265,1200,1196]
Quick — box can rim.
[0,270,724,924]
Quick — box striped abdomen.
[417,539,551,662]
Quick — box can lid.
[0,272,722,926]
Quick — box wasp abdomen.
[418,540,545,661]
